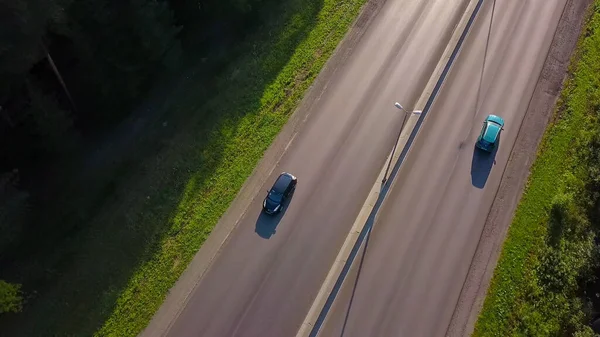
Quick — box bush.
[0,280,22,314]
[573,326,596,337]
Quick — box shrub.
[0,280,22,314]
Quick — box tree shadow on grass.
[0,0,328,334]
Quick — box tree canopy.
[0,0,269,310]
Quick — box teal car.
[476,115,505,152]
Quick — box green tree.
[59,0,181,124]
[24,80,77,154]
[167,0,265,49]
[0,280,22,314]
[0,0,51,75]
[0,0,75,155]
[0,0,70,98]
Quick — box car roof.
[483,122,501,143]
[272,173,292,192]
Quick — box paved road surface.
[319,0,569,336]
[165,0,475,336]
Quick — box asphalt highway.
[164,0,479,336]
[318,0,569,336]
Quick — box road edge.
[445,0,595,336]
[138,0,389,335]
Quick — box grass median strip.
[0,0,368,335]
[474,2,600,336]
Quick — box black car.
[263,172,297,214]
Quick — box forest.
[0,0,269,317]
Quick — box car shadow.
[470,137,500,189]
[255,191,295,239]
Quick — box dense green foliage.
[0,0,367,335]
[0,0,180,166]
[474,3,600,335]
[0,0,282,174]
[0,0,274,276]
[0,280,22,314]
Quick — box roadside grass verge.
[0,0,368,335]
[474,2,600,336]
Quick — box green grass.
[0,0,368,335]
[474,2,600,336]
